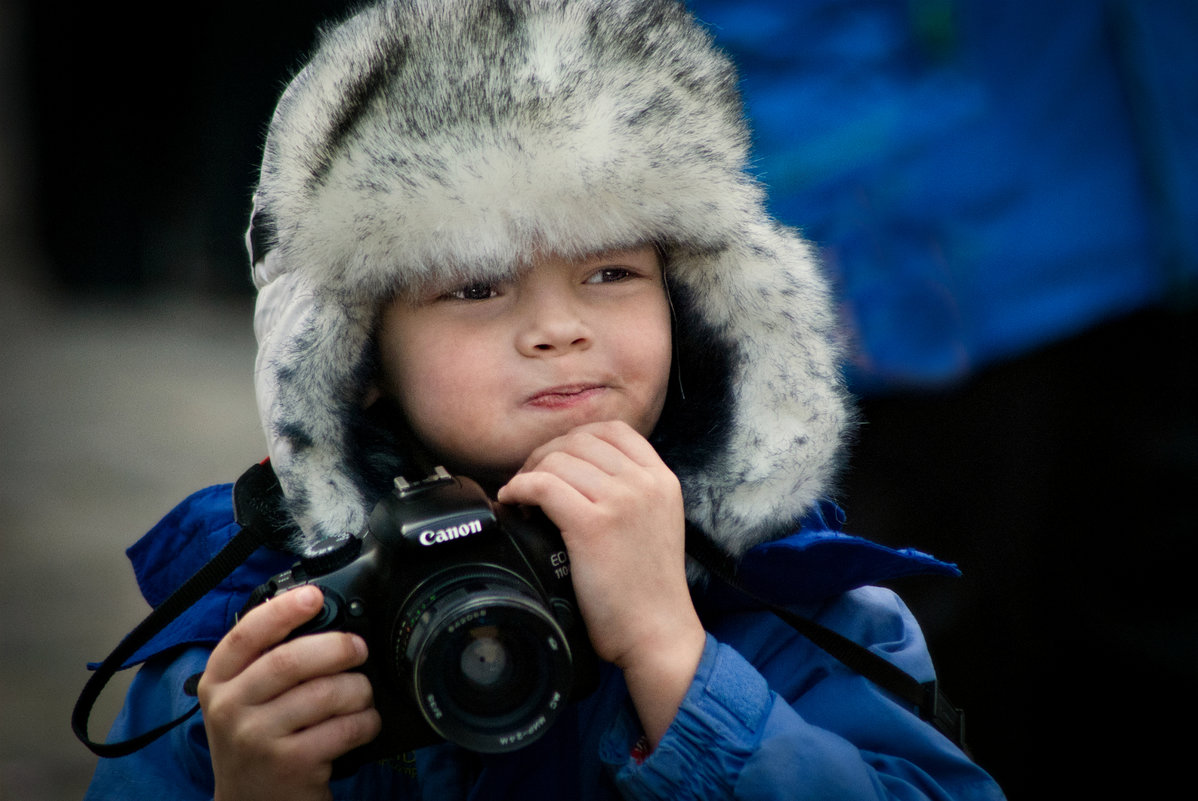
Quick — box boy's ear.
[362,385,383,409]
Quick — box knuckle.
[264,642,304,678]
[271,733,308,767]
[198,689,225,721]
[344,708,383,746]
[513,470,552,495]
[539,449,572,470]
[568,425,599,442]
[197,683,237,725]
[221,621,254,653]
[224,712,266,754]
[195,673,214,705]
[323,671,370,709]
[348,672,375,706]
[305,675,340,711]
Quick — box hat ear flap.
[651,277,737,488]
[660,235,852,556]
[254,279,375,545]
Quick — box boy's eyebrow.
[401,244,660,301]
[579,243,660,263]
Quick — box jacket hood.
[249,0,852,556]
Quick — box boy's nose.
[515,296,591,355]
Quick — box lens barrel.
[394,568,575,753]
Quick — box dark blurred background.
[2,1,1195,799]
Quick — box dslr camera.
[246,467,598,771]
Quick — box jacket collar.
[699,501,958,610]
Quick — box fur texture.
[249,0,852,556]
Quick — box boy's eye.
[446,282,498,301]
[585,267,634,284]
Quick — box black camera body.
[247,467,598,773]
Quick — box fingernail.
[295,585,322,606]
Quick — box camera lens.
[394,568,574,753]
[443,622,540,718]
[460,629,507,687]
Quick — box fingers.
[235,631,370,712]
[495,468,588,532]
[280,704,383,766]
[499,421,667,505]
[200,586,383,799]
[502,449,609,508]
[259,670,376,737]
[206,675,381,801]
[495,420,691,673]
[204,585,325,684]
[199,586,370,710]
[496,419,682,551]
[518,419,661,474]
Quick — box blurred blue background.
[696,0,1197,392]
[3,1,1195,798]
[692,3,1198,798]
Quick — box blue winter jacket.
[84,484,1005,800]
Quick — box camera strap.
[72,460,292,758]
[683,525,969,755]
[74,463,968,759]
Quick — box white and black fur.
[249,0,852,558]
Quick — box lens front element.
[396,570,574,753]
[459,628,507,688]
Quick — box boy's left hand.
[496,420,706,748]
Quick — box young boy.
[85,1,1005,799]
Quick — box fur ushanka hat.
[249,0,851,558]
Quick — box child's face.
[378,245,673,484]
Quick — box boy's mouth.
[524,384,607,409]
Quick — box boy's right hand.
[197,585,382,801]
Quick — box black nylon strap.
[684,524,968,753]
[74,465,968,758]
[72,461,289,758]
